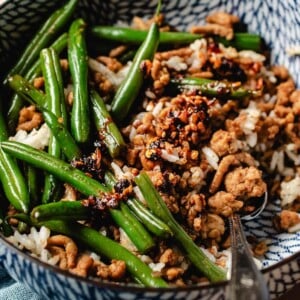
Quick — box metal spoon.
[226,192,270,300]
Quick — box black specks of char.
[114,179,130,194]
[213,57,247,82]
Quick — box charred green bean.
[90,89,125,158]
[169,77,261,99]
[0,141,109,197]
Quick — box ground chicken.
[276,79,295,106]
[190,24,234,40]
[17,105,43,131]
[159,248,180,266]
[224,166,266,198]
[208,191,243,217]
[206,12,240,27]
[210,129,239,157]
[181,192,206,230]
[277,210,300,231]
[271,65,290,81]
[201,213,225,242]
[210,152,256,193]
[95,259,126,280]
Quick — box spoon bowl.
[226,192,270,300]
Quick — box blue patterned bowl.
[0,1,300,299]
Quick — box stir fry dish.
[0,0,300,288]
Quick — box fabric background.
[0,265,41,300]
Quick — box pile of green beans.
[0,0,267,287]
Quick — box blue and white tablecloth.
[0,265,41,300]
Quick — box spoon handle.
[226,214,270,300]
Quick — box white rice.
[240,101,261,139]
[6,226,55,264]
[145,89,157,100]
[285,143,300,165]
[164,56,187,71]
[280,175,300,207]
[110,161,125,179]
[119,228,138,252]
[202,146,219,170]
[133,186,147,205]
[160,149,183,164]
[9,123,50,150]
[88,58,131,89]
[238,50,266,62]
[188,39,208,69]
[149,262,165,272]
[152,102,163,117]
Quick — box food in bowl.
[0,0,300,290]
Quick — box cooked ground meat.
[224,166,266,198]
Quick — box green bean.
[90,89,125,158]
[68,18,90,143]
[168,77,261,99]
[4,0,78,84]
[39,219,168,287]
[135,171,226,283]
[5,213,33,226]
[40,48,65,203]
[8,75,81,161]
[0,141,109,197]
[7,33,69,135]
[118,48,137,64]
[17,221,28,233]
[127,198,172,238]
[102,171,156,252]
[0,103,29,213]
[91,26,262,52]
[31,201,91,222]
[103,171,116,190]
[110,6,160,123]
[41,107,82,161]
[103,171,171,238]
[110,202,155,253]
[24,165,40,207]
[8,75,46,106]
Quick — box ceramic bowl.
[0,1,300,299]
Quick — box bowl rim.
[0,0,299,293]
[1,231,300,292]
